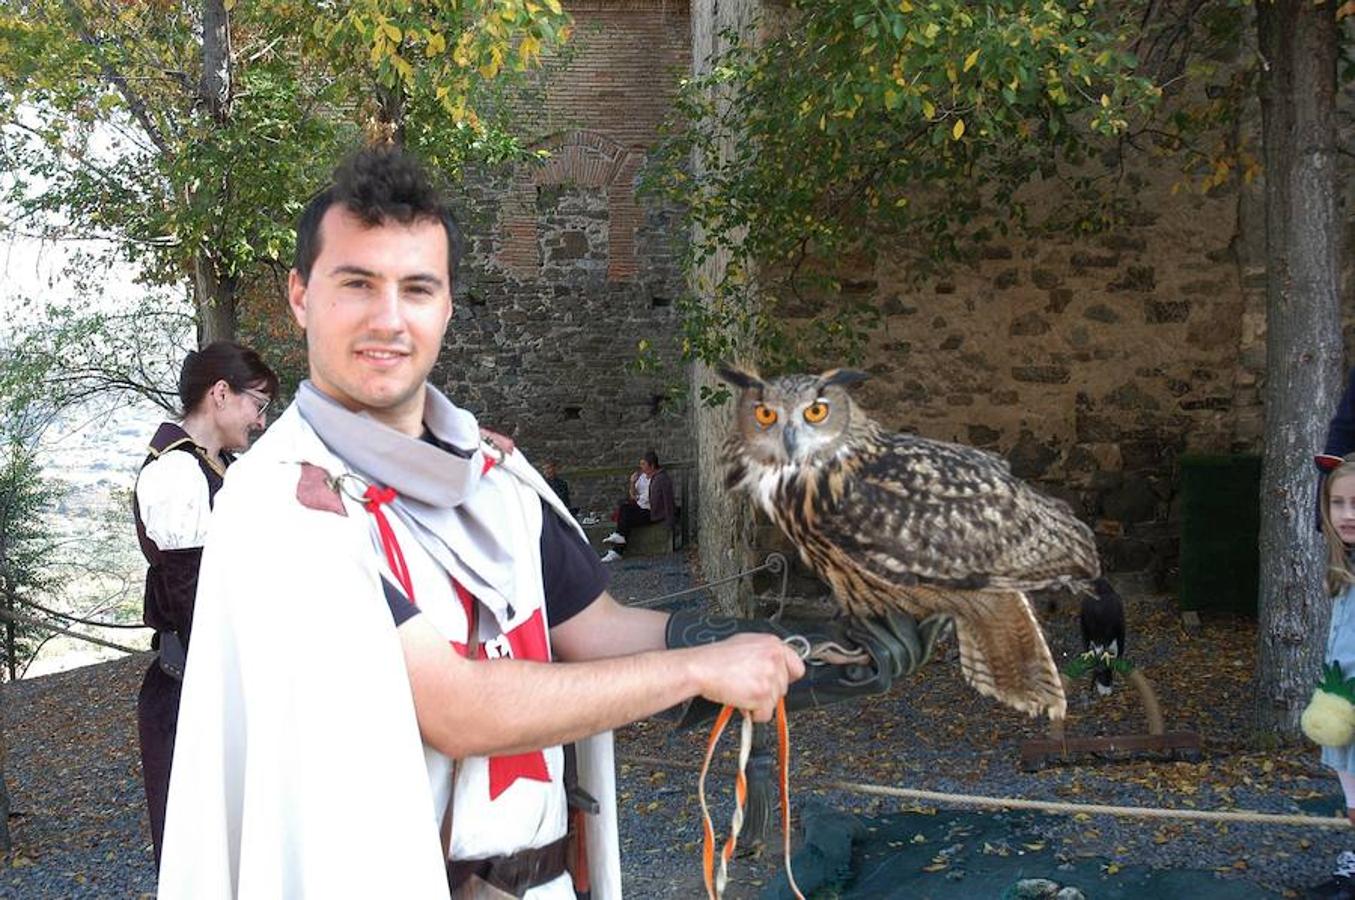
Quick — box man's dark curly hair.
[293,147,464,289]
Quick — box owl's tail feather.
[952,590,1066,721]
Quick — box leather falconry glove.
[663,607,950,728]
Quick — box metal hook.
[329,472,373,503]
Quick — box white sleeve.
[136,452,212,550]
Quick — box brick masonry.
[434,1,693,515]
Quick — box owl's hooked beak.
[782,424,801,459]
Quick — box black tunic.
[133,422,232,865]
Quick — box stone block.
[1099,233,1148,253]
[1071,252,1120,269]
[1105,382,1160,411]
[1083,303,1120,323]
[1109,265,1156,292]
[1145,300,1190,324]
[1010,312,1051,336]
[1012,366,1071,384]
[1031,268,1062,289]
[1008,430,1060,479]
[968,424,1001,447]
[1046,288,1074,314]
[992,390,1020,406]
[1102,474,1159,523]
[625,522,675,556]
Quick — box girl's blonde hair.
[1321,456,1355,595]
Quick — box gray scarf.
[295,380,520,607]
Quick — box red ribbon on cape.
[363,458,553,802]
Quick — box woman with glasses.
[132,340,278,864]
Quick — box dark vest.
[132,422,233,645]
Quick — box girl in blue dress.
[1310,455,1355,899]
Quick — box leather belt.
[446,834,569,897]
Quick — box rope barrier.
[617,753,1350,830]
[826,780,1352,829]
[0,606,145,654]
[630,553,789,610]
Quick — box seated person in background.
[602,449,674,561]
[542,458,572,512]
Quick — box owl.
[719,365,1101,720]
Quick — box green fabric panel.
[1177,454,1262,614]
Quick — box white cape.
[158,405,620,899]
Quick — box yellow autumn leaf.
[1100,92,1111,107]
[544,0,563,13]
[964,49,980,72]
[427,32,446,56]
[952,118,965,140]
[383,23,402,43]
[922,99,935,118]
[899,0,913,10]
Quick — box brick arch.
[495,129,644,281]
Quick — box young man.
[157,149,804,898]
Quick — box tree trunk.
[194,0,236,347]
[0,586,11,850]
[195,252,237,346]
[1253,0,1343,736]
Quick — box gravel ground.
[0,552,1347,898]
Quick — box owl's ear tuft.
[819,368,869,389]
[716,363,765,391]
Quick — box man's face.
[639,459,655,477]
[287,205,452,435]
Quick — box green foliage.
[646,0,1161,375]
[0,0,572,327]
[1316,661,1355,705]
[0,442,62,679]
[1063,647,1133,680]
[0,288,193,415]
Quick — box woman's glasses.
[243,389,272,418]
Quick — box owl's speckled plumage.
[720,366,1100,720]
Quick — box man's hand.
[679,633,805,722]
[665,608,949,724]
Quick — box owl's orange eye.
[753,404,778,427]
[803,401,829,424]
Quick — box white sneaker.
[602,532,627,545]
[600,549,622,563]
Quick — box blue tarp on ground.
[760,804,1271,899]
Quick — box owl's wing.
[815,434,1099,591]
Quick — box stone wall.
[434,1,694,514]
[830,165,1262,592]
[683,4,1340,595]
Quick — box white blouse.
[136,450,213,551]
